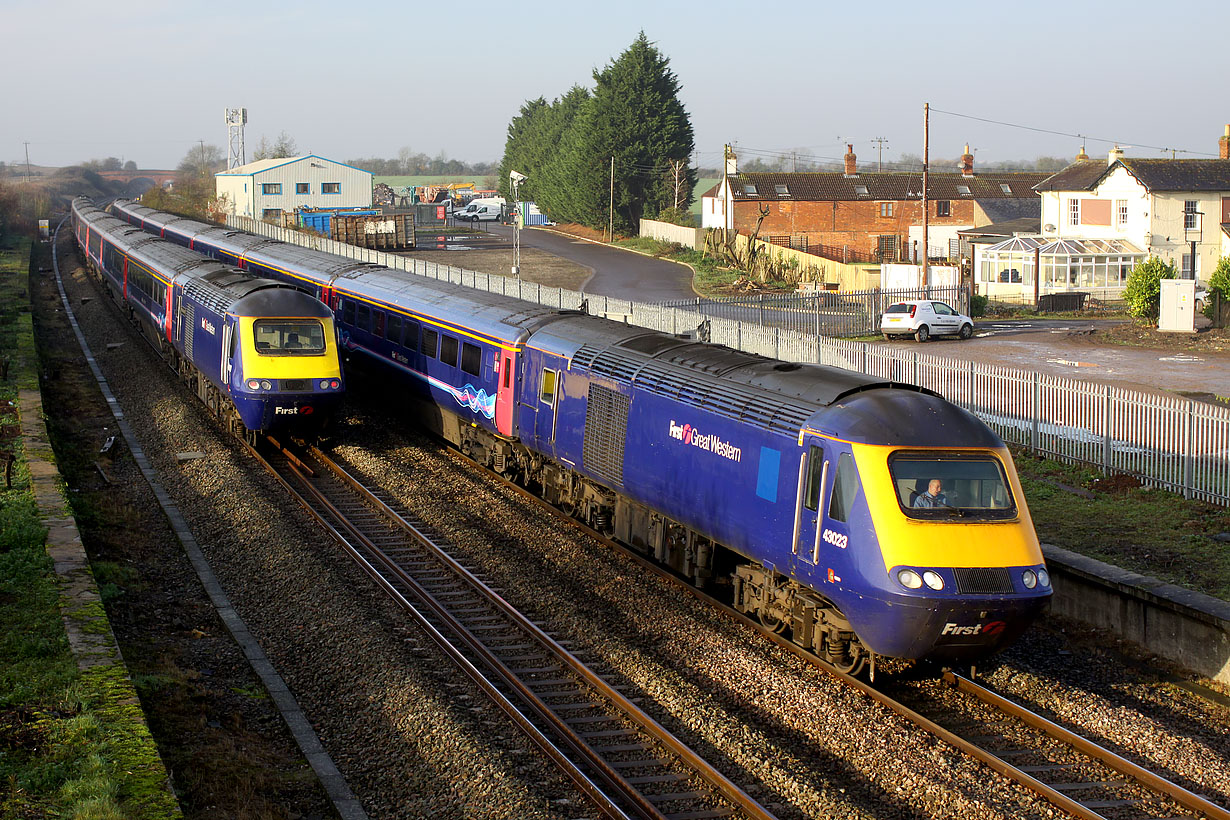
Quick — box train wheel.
[759,610,788,634]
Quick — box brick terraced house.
[702,145,1047,265]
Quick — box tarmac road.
[483,222,695,301]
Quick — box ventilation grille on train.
[180,302,194,360]
[953,567,1014,595]
[583,384,630,487]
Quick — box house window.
[322,182,341,194]
[774,184,790,196]
[876,235,898,261]
[1184,200,1197,230]
[936,200,950,217]
[854,185,869,196]
[1069,199,1080,226]
[957,185,971,196]
[261,208,282,222]
[743,184,758,196]
[261,183,282,195]
[1182,253,1195,278]
[879,202,893,218]
[1116,199,1128,226]
[296,182,310,194]
[1000,184,1012,194]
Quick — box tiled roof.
[1118,159,1230,192]
[1034,158,1230,193]
[1033,161,1105,192]
[728,171,1048,202]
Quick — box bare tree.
[252,131,299,161]
[178,143,225,176]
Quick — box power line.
[928,107,1218,157]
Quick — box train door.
[494,349,516,437]
[520,362,560,456]
[790,441,828,578]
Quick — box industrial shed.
[215,155,373,221]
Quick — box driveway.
[878,318,1230,399]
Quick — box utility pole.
[871,137,888,172]
[922,103,930,291]
[23,142,31,182]
[608,156,615,243]
[198,140,206,176]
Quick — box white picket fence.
[229,215,1230,506]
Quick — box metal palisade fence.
[659,285,970,339]
[229,215,1230,506]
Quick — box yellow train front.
[222,289,345,437]
[771,387,1052,666]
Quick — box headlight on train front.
[922,571,944,591]
[1037,568,1051,588]
[897,569,923,589]
[1022,569,1038,589]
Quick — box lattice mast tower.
[225,108,247,169]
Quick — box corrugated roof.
[216,156,308,176]
[727,171,1048,202]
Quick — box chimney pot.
[844,144,857,177]
[1108,146,1124,166]
[960,143,974,177]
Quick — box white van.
[456,197,506,222]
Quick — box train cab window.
[403,320,420,351]
[540,369,558,404]
[440,335,459,368]
[828,452,858,523]
[888,453,1016,521]
[386,313,402,342]
[341,299,356,326]
[803,446,826,511]
[356,303,371,332]
[252,320,326,355]
[461,342,481,377]
[421,327,438,358]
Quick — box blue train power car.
[111,198,1051,671]
[72,198,344,438]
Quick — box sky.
[4,0,1228,173]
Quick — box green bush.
[1123,256,1177,323]
[970,294,988,318]
[1207,256,1230,317]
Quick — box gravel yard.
[36,229,1230,819]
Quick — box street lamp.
[510,170,527,277]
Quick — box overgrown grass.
[0,234,179,818]
[1012,448,1230,600]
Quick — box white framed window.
[1181,253,1194,277]
[1069,199,1080,226]
[1184,200,1197,230]
[1116,199,1128,226]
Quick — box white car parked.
[881,300,974,342]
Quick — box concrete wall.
[640,218,701,248]
[1044,544,1230,683]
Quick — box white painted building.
[215,155,373,220]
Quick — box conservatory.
[977,236,1144,300]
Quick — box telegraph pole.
[23,142,31,182]
[922,104,930,292]
[871,137,888,172]
[608,156,615,243]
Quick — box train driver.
[913,478,949,508]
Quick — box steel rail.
[254,439,776,820]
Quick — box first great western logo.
[668,420,742,463]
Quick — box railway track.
[431,446,1229,820]
[249,437,778,820]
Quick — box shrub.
[1123,256,1177,323]
[970,294,988,318]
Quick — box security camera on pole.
[510,170,527,277]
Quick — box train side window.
[373,310,386,338]
[420,327,438,358]
[356,303,371,332]
[503,357,512,389]
[440,335,459,368]
[386,313,402,342]
[803,446,825,511]
[540,369,557,404]
[403,320,419,350]
[461,342,481,376]
[341,299,355,326]
[828,452,858,523]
